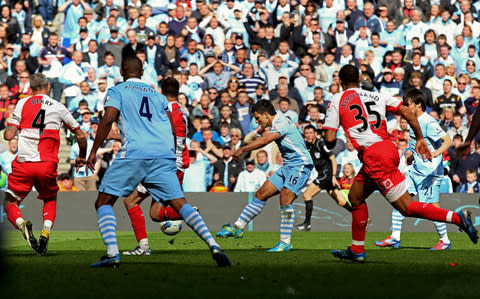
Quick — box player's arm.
[233,132,281,160]
[329,154,339,186]
[397,105,432,161]
[432,134,452,158]
[456,109,480,159]
[73,128,88,160]
[4,125,17,141]
[167,110,176,150]
[86,107,119,173]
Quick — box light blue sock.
[97,205,119,256]
[391,208,404,241]
[234,198,266,230]
[280,204,294,245]
[179,203,218,248]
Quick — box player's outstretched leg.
[216,197,266,238]
[394,195,478,244]
[36,199,57,256]
[5,197,38,252]
[123,188,151,256]
[375,208,402,248]
[91,196,120,268]
[174,201,230,267]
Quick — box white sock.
[16,217,25,229]
[391,231,401,241]
[43,220,53,233]
[107,244,119,257]
[441,235,450,244]
[139,238,150,249]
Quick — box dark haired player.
[216,100,314,252]
[82,57,230,267]
[324,64,477,262]
[376,89,453,250]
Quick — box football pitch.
[2,231,480,298]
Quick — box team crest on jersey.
[314,152,320,159]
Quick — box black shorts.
[312,168,334,191]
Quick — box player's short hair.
[339,64,359,84]
[252,100,276,115]
[121,56,143,75]
[162,77,179,98]
[404,88,426,111]
[30,73,49,91]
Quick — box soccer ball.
[160,220,183,236]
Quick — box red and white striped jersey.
[7,94,80,163]
[168,101,190,171]
[323,88,402,154]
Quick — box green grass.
[2,231,480,298]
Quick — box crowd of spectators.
[0,0,478,192]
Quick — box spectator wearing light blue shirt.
[97,51,122,88]
[57,0,90,47]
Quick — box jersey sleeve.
[323,97,340,131]
[60,104,80,131]
[384,94,403,113]
[426,119,446,142]
[7,99,24,127]
[316,139,333,157]
[104,87,121,111]
[271,115,289,137]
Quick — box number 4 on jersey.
[139,96,153,122]
[32,109,46,133]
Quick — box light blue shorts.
[407,171,441,204]
[99,158,184,203]
[269,164,313,195]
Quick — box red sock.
[6,203,23,229]
[406,201,460,225]
[127,206,147,242]
[351,203,368,253]
[43,200,57,224]
[158,206,182,221]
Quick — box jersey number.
[139,96,153,122]
[32,109,46,133]
[349,101,381,132]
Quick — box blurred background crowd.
[0,0,478,193]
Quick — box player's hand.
[86,152,97,175]
[454,141,472,160]
[415,139,432,161]
[332,176,339,188]
[75,157,87,169]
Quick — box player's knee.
[123,197,135,209]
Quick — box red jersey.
[7,95,80,163]
[168,101,189,171]
[323,88,403,156]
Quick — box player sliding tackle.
[323,65,477,262]
[79,57,230,267]
[217,100,314,252]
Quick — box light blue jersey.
[408,112,446,177]
[407,112,446,203]
[271,113,313,167]
[104,78,175,160]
